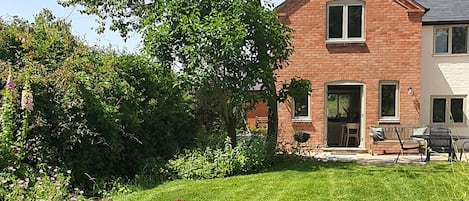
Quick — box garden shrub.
[167,136,268,180]
[0,164,87,201]
[0,10,199,196]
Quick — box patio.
[299,152,451,165]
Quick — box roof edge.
[423,20,469,25]
[393,0,426,13]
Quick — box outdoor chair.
[428,127,453,160]
[458,140,469,161]
[395,127,424,163]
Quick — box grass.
[113,156,469,201]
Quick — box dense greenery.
[0,10,198,196]
[167,136,268,180]
[2,1,309,199]
[115,158,469,201]
[60,0,295,147]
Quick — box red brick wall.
[277,0,424,153]
[246,101,268,128]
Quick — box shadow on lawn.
[130,155,469,192]
[266,154,466,180]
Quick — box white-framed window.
[379,81,399,121]
[434,25,468,54]
[431,96,466,124]
[292,93,311,121]
[326,0,365,43]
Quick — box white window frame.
[379,81,399,122]
[431,95,466,125]
[433,25,469,55]
[326,0,365,43]
[292,93,312,122]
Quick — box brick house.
[275,0,426,153]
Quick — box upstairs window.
[327,1,365,42]
[435,26,468,54]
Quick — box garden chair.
[395,127,424,163]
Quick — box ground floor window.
[379,81,399,121]
[432,96,466,124]
[293,93,311,121]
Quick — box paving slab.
[297,152,451,165]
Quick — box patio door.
[326,84,363,147]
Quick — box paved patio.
[299,152,452,165]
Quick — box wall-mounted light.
[407,87,414,96]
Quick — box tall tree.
[60,0,294,146]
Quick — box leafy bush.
[167,136,268,180]
[0,165,86,201]
[0,11,198,195]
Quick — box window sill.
[326,39,366,44]
[378,119,400,124]
[292,118,312,123]
[433,53,469,57]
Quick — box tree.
[60,0,294,147]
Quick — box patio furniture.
[412,128,469,161]
[458,140,469,161]
[370,124,426,156]
[395,127,425,163]
[345,123,360,147]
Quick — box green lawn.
[114,157,469,201]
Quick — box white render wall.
[421,25,469,135]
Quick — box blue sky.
[0,0,284,52]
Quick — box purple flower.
[5,72,14,90]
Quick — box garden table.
[411,134,469,161]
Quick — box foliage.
[0,10,198,195]
[60,0,294,147]
[0,165,87,201]
[166,136,268,180]
[114,159,469,201]
[278,78,312,102]
[0,70,18,168]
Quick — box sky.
[0,0,284,52]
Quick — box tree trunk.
[219,89,238,147]
[266,81,278,155]
[225,114,237,147]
